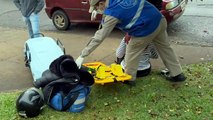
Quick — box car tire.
[52,10,70,30]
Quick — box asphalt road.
[167,0,213,47]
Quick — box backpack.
[35,55,94,113]
[50,85,90,113]
[42,78,91,113]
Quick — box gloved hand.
[75,56,84,68]
[91,10,98,21]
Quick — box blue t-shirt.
[104,0,162,37]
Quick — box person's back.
[104,0,162,37]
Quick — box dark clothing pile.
[34,55,94,103]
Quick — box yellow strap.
[96,66,106,79]
[110,63,125,77]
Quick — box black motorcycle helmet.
[16,87,44,118]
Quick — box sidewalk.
[0,27,212,92]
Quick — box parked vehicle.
[45,0,188,30]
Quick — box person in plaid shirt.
[116,33,158,77]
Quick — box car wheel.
[52,10,70,30]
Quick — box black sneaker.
[160,68,170,77]
[136,66,151,77]
[122,81,136,86]
[166,73,186,82]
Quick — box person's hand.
[124,34,131,44]
[91,10,98,21]
[75,56,84,68]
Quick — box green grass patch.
[1,61,213,120]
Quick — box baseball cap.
[89,0,101,13]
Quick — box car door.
[59,0,84,22]
[79,0,91,21]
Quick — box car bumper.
[162,0,188,23]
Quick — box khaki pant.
[125,17,182,81]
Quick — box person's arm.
[80,15,119,57]
[13,0,21,10]
[116,37,126,58]
[34,0,45,14]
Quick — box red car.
[45,0,188,30]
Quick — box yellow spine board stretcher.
[83,62,132,85]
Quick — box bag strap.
[61,92,80,111]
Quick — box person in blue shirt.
[76,0,186,86]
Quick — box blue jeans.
[23,13,40,38]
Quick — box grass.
[0,61,213,120]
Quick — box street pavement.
[0,26,212,92]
